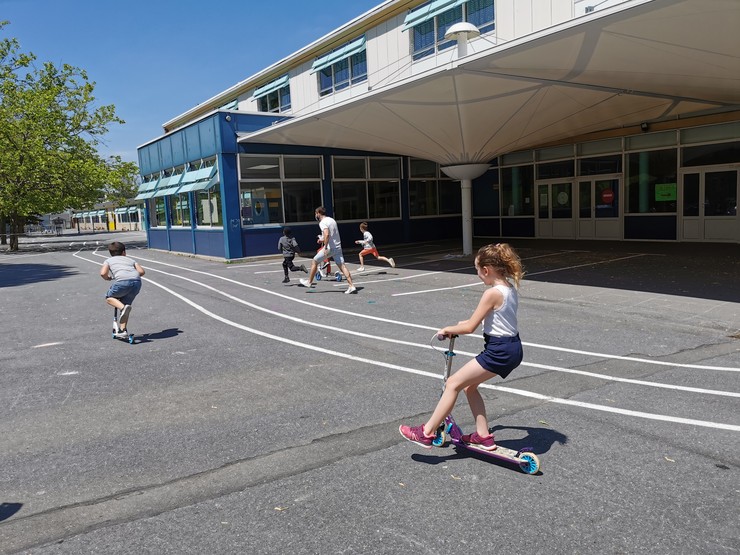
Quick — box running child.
[399,243,524,450]
[277,227,308,283]
[100,241,145,336]
[354,221,395,272]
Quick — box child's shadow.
[411,424,567,466]
[133,328,183,343]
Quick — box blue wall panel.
[625,215,676,240]
[185,125,202,161]
[474,217,501,237]
[170,133,185,167]
[194,230,225,258]
[170,230,194,253]
[501,218,535,237]
[408,216,462,242]
[148,229,169,250]
[198,119,218,156]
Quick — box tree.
[0,21,134,250]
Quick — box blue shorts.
[105,279,141,305]
[475,334,523,379]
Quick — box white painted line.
[32,342,63,349]
[120,252,740,373]
[522,341,740,372]
[76,252,740,430]
[393,253,652,296]
[128,269,740,432]
[56,371,79,376]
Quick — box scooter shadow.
[132,328,183,343]
[411,425,566,472]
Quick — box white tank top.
[482,284,518,337]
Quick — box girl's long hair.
[476,243,524,289]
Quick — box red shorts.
[360,247,379,258]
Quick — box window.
[626,149,677,213]
[239,155,322,226]
[408,0,495,61]
[408,158,460,216]
[151,197,166,227]
[501,165,534,216]
[313,37,367,97]
[196,188,222,227]
[169,194,191,227]
[257,85,291,113]
[253,75,291,113]
[332,156,401,220]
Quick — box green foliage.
[0,21,138,249]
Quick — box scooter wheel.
[432,427,446,447]
[128,335,135,344]
[316,273,322,281]
[518,452,540,474]
[335,272,342,282]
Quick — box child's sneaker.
[282,277,290,283]
[357,266,365,272]
[389,258,396,268]
[299,278,315,288]
[344,285,357,294]
[300,264,308,273]
[118,305,132,326]
[461,431,497,451]
[399,424,434,449]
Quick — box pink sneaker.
[461,431,497,451]
[399,424,434,449]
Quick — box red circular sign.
[601,189,614,203]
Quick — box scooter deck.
[450,438,540,474]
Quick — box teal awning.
[402,0,467,31]
[177,172,219,194]
[114,208,127,214]
[96,210,106,216]
[311,36,366,73]
[138,178,159,193]
[152,173,184,197]
[127,206,139,213]
[251,75,290,100]
[135,191,157,200]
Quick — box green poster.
[655,183,677,201]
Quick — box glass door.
[577,178,620,239]
[536,182,574,238]
[681,169,738,241]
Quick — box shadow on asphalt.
[0,502,22,522]
[133,328,184,344]
[391,239,740,304]
[410,424,567,468]
[0,263,78,288]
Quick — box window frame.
[410,0,495,61]
[238,154,324,227]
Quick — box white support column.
[441,163,490,256]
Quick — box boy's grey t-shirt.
[105,256,140,282]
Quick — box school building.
[135,0,740,260]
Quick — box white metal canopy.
[239,0,740,165]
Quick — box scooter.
[432,334,540,474]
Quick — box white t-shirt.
[320,216,343,253]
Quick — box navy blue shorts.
[475,334,523,379]
[105,279,141,305]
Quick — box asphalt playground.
[1,230,738,554]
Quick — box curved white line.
[123,253,740,373]
[75,252,740,430]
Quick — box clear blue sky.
[1,0,382,164]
